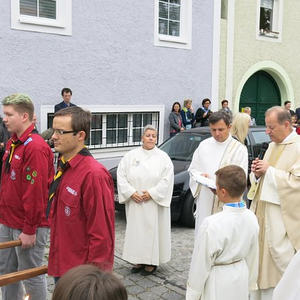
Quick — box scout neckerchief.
[46,147,92,218]
[4,128,38,173]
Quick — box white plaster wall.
[0,0,214,140]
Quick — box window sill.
[19,15,65,28]
[258,31,279,39]
[158,34,188,44]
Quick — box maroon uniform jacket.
[48,152,115,277]
[0,124,54,234]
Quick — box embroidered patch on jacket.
[64,206,71,217]
[26,174,31,181]
[10,169,16,180]
[66,186,78,196]
[32,170,37,177]
[24,137,33,146]
[26,166,31,172]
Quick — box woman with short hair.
[117,125,174,275]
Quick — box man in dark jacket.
[54,88,76,113]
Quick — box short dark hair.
[215,165,246,198]
[221,99,228,105]
[2,93,34,121]
[284,100,291,106]
[52,264,128,300]
[171,102,181,112]
[208,110,231,126]
[54,106,91,140]
[61,88,72,96]
[202,98,211,106]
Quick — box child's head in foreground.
[215,165,246,203]
[52,264,128,300]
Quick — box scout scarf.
[46,147,92,218]
[4,129,38,173]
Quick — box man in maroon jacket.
[0,94,54,300]
[47,106,115,282]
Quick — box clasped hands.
[131,191,151,203]
[251,158,269,178]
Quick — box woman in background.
[231,112,251,144]
[169,101,184,137]
[181,99,195,129]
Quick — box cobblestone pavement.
[1,211,195,300]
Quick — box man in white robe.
[186,165,259,300]
[249,107,300,300]
[189,110,248,234]
[117,126,174,272]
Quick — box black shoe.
[130,265,144,274]
[140,266,157,276]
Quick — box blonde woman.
[180,99,195,129]
[231,112,251,144]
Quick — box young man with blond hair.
[0,94,54,300]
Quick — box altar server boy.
[186,165,259,300]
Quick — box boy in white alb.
[186,165,259,300]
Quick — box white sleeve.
[148,156,174,207]
[260,166,280,205]
[188,146,204,197]
[186,220,213,300]
[117,156,136,204]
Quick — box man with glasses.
[0,94,54,300]
[47,106,115,282]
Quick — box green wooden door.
[239,71,281,125]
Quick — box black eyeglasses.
[52,129,77,136]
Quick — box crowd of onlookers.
[169,98,300,137]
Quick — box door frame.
[234,61,294,113]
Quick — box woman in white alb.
[117,125,174,275]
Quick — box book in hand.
[196,175,216,190]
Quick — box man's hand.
[141,191,151,202]
[130,192,143,203]
[253,159,269,178]
[19,233,36,249]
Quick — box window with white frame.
[154,0,192,49]
[11,0,72,35]
[258,0,282,39]
[46,111,160,149]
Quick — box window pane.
[107,115,116,128]
[91,131,102,145]
[91,114,102,129]
[169,21,180,36]
[107,130,116,144]
[118,129,128,143]
[169,4,180,21]
[159,19,168,35]
[170,0,180,4]
[39,0,56,19]
[261,0,273,9]
[143,114,153,127]
[159,2,168,19]
[260,7,272,31]
[20,0,37,16]
[133,114,142,127]
[133,128,142,142]
[118,114,128,128]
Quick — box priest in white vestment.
[249,107,300,300]
[186,165,259,300]
[117,125,174,275]
[189,110,248,234]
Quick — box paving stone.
[126,284,146,295]
[136,277,158,289]
[161,291,185,300]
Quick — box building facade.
[218,0,300,124]
[0,0,215,167]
